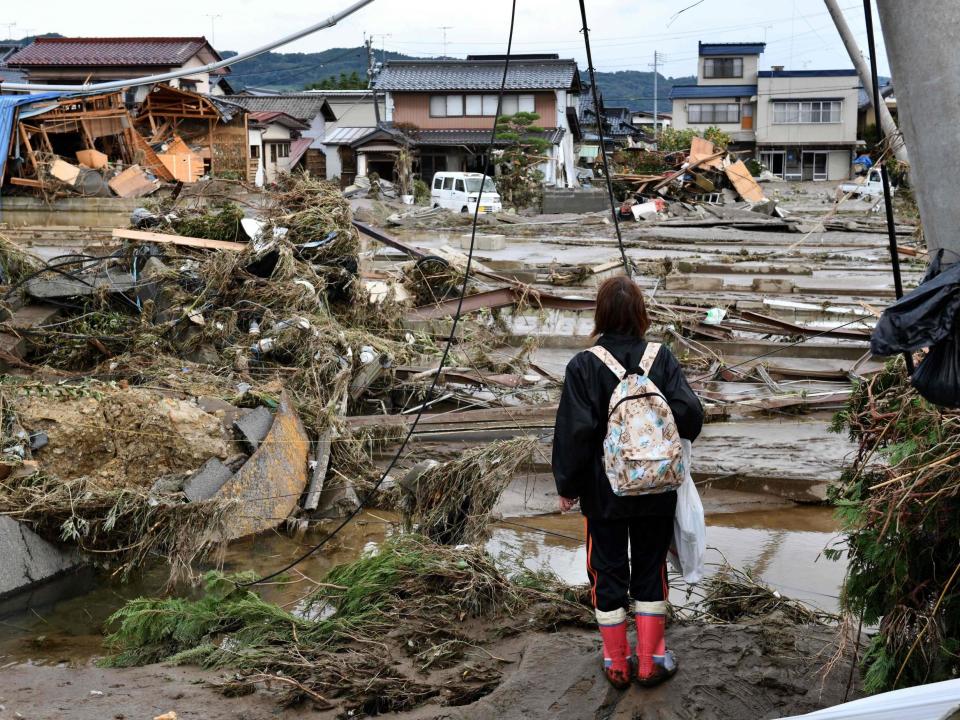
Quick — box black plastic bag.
[912,327,960,408]
[872,250,960,355]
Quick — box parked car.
[430,172,503,213]
[839,168,895,198]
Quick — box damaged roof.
[670,84,757,99]
[6,37,222,68]
[222,94,339,122]
[373,58,580,92]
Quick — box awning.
[357,143,401,153]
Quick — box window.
[703,57,743,79]
[772,100,842,124]
[454,179,465,192]
[250,145,260,159]
[687,103,740,123]
[465,177,496,193]
[434,176,443,190]
[518,94,535,113]
[500,95,519,115]
[445,94,464,116]
[270,144,277,162]
[465,95,483,115]
[277,143,290,158]
[430,95,447,117]
[482,94,499,115]
[442,177,454,190]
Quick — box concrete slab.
[183,458,234,502]
[233,406,273,452]
[0,516,80,599]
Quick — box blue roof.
[757,69,857,78]
[669,84,756,99]
[699,42,766,56]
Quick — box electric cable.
[862,0,913,374]
[577,0,631,277]
[239,0,519,587]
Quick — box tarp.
[0,92,63,186]
[871,251,960,355]
[780,678,960,720]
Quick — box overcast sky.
[5,0,890,79]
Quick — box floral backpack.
[588,343,684,496]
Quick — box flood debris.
[101,536,589,714]
[828,358,960,692]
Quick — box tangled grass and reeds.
[827,358,960,692]
[102,535,591,713]
[399,437,537,544]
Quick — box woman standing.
[553,276,704,689]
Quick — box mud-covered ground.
[1,617,860,720]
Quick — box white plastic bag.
[667,439,706,583]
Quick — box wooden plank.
[689,137,723,169]
[112,228,248,252]
[9,177,43,188]
[725,160,766,203]
[131,131,175,182]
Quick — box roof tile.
[6,37,215,67]
[373,59,579,92]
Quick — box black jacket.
[552,333,704,519]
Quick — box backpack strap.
[639,342,662,375]
[587,346,627,381]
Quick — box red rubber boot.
[634,601,678,687]
[596,608,632,689]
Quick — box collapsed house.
[0,84,250,196]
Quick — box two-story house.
[755,68,860,181]
[4,37,232,103]
[369,54,581,187]
[670,42,861,181]
[222,91,382,182]
[670,42,764,150]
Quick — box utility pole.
[822,0,907,164]
[438,26,453,58]
[365,34,381,124]
[649,50,660,141]
[365,33,375,88]
[875,0,960,262]
[205,14,222,48]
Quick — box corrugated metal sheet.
[323,126,375,144]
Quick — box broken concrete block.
[233,406,274,453]
[0,516,80,599]
[215,391,309,540]
[664,275,724,292]
[751,278,796,294]
[183,458,235,502]
[460,233,506,251]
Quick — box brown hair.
[592,276,651,338]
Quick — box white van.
[430,172,503,214]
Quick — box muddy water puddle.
[0,506,844,666]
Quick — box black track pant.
[585,515,673,612]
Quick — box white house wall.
[755,75,859,145]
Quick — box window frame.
[250,145,260,159]
[703,57,743,79]
[772,100,842,125]
[687,102,741,124]
[445,94,464,117]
